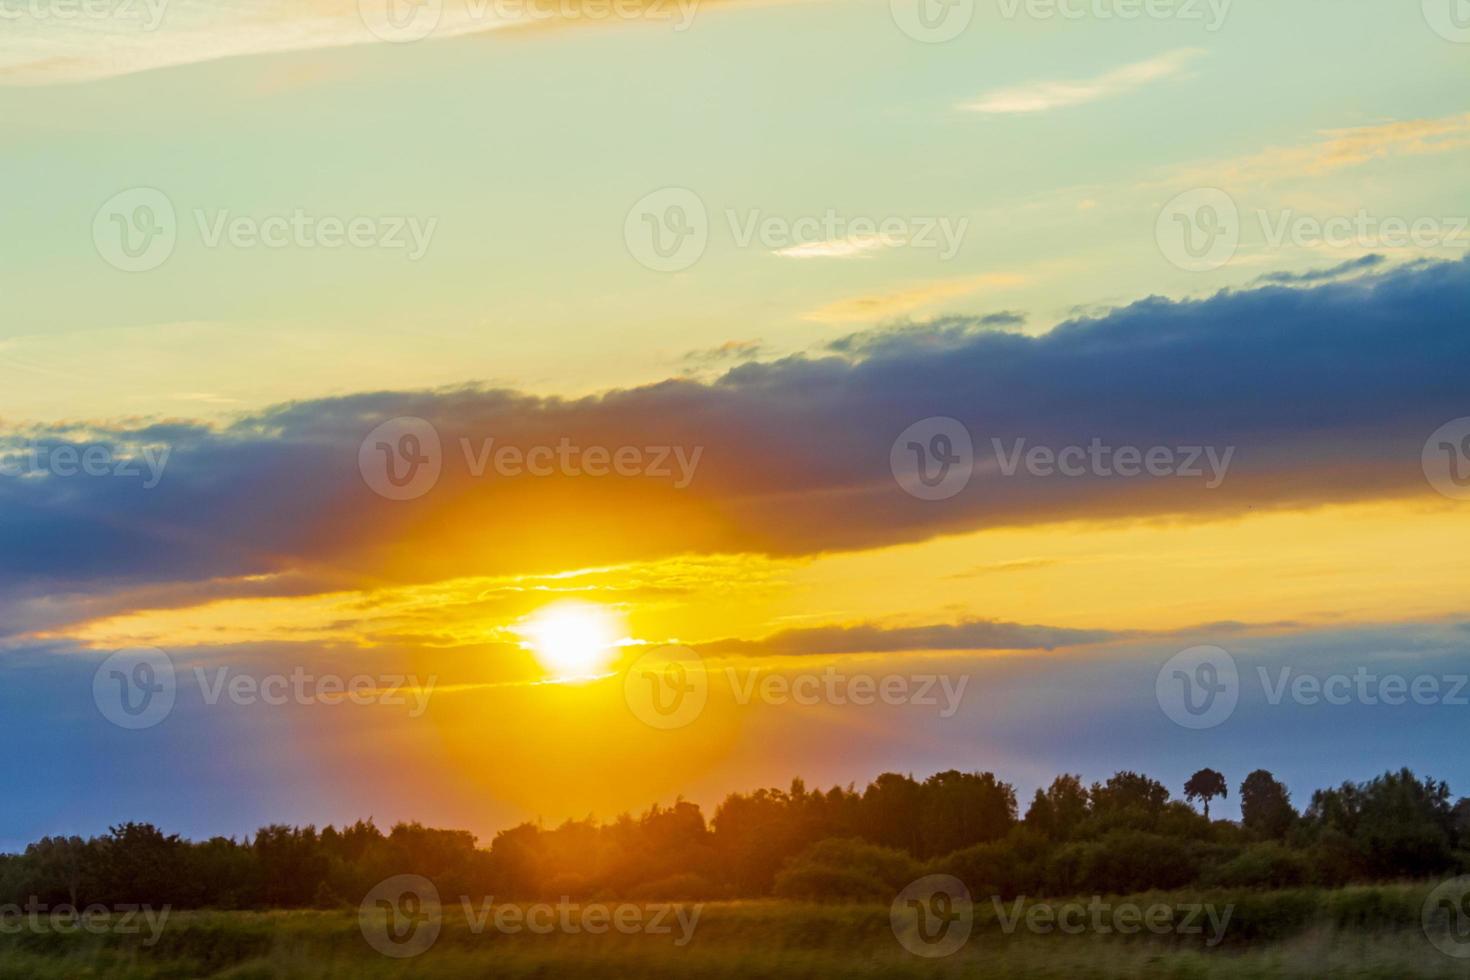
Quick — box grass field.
[0,884,1464,979]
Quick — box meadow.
[0,884,1463,980]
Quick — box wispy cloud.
[960,49,1204,115]
[1165,112,1470,188]
[803,273,1028,323]
[683,339,767,364]
[773,233,905,259]
[0,0,752,86]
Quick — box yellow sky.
[55,495,1470,658]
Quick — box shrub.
[1204,843,1310,889]
[627,873,721,901]
[770,838,920,901]
[771,866,891,902]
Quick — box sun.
[517,601,625,680]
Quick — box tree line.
[3,766,1467,908]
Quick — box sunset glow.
[517,601,625,681]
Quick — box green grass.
[0,885,1464,978]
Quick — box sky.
[0,0,1467,849]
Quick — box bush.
[1204,843,1310,889]
[937,828,1050,898]
[627,873,721,901]
[771,866,892,901]
[770,839,920,901]
[783,839,921,888]
[1045,832,1199,895]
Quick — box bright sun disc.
[519,602,623,680]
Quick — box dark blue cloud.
[1,254,1466,603]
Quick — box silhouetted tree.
[1089,772,1170,825]
[1184,768,1228,819]
[1240,770,1296,839]
[1305,769,1456,877]
[1025,774,1090,841]
[0,765,1464,907]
